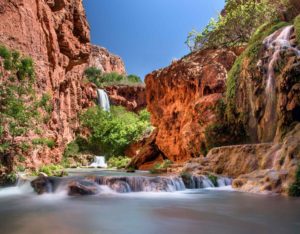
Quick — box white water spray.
[97,89,110,112]
[90,156,108,168]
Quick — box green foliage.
[32,138,55,149]
[208,174,218,187]
[127,74,142,83]
[149,160,173,174]
[288,165,300,197]
[84,67,143,87]
[225,21,289,120]
[35,164,67,177]
[0,45,39,167]
[4,173,17,184]
[294,15,300,45]
[39,93,53,114]
[107,156,131,169]
[81,106,151,157]
[186,0,287,51]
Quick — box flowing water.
[0,170,300,234]
[89,156,108,168]
[261,25,300,141]
[97,89,110,111]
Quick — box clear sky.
[83,0,225,79]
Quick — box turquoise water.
[0,170,299,234]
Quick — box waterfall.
[90,156,108,168]
[97,89,110,111]
[95,176,186,193]
[261,25,300,141]
[184,175,232,189]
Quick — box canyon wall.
[0,0,126,168]
[144,48,243,162]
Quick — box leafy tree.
[127,74,142,83]
[186,0,287,51]
[81,106,151,157]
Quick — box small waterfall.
[261,25,300,141]
[184,175,232,189]
[97,89,110,111]
[90,156,107,168]
[95,176,186,193]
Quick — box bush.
[84,67,143,87]
[150,160,173,174]
[36,164,67,177]
[107,156,131,169]
[81,106,151,157]
[32,138,55,149]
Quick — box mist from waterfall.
[90,156,108,168]
[97,89,110,111]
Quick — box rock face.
[0,0,126,169]
[145,48,242,162]
[127,129,167,170]
[89,45,126,75]
[230,24,300,143]
[183,123,300,195]
[105,85,147,112]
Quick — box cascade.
[97,89,110,111]
[90,156,108,168]
[261,25,300,141]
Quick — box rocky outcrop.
[183,123,300,195]
[0,0,126,169]
[105,85,146,112]
[89,45,126,75]
[145,48,243,163]
[126,129,166,170]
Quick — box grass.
[34,164,67,177]
[149,160,173,174]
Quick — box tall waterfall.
[261,25,300,141]
[97,89,110,112]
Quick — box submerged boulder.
[68,180,99,196]
[31,174,54,195]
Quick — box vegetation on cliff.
[186,0,288,51]
[84,67,142,87]
[0,45,56,183]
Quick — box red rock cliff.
[0,0,126,168]
[145,48,242,162]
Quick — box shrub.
[32,138,55,149]
[36,164,67,177]
[39,93,53,114]
[107,156,131,169]
[149,160,173,174]
[84,67,143,87]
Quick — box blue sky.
[83,0,225,79]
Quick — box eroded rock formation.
[105,85,146,112]
[89,45,126,75]
[144,48,243,163]
[0,0,126,169]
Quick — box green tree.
[186,0,287,51]
[81,106,151,157]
